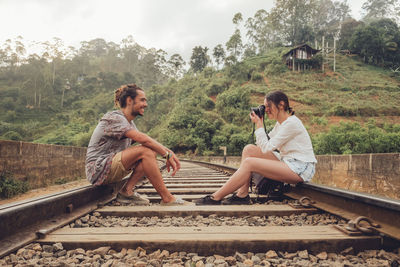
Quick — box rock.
[260,260,271,267]
[127,249,139,257]
[16,248,26,256]
[214,259,227,265]
[133,260,146,267]
[23,249,36,260]
[251,255,261,265]
[42,251,54,257]
[214,254,224,260]
[53,243,64,252]
[294,259,310,266]
[309,254,318,263]
[32,243,42,251]
[340,247,354,255]
[113,252,124,259]
[265,250,278,259]
[56,250,67,257]
[327,252,338,260]
[75,254,85,261]
[235,252,247,262]
[284,252,297,259]
[148,259,161,267]
[170,252,179,258]
[298,250,309,259]
[192,256,204,262]
[102,259,114,267]
[195,261,205,267]
[75,248,85,255]
[149,249,161,259]
[43,245,54,253]
[316,251,328,260]
[225,256,236,265]
[205,256,215,263]
[243,259,254,266]
[93,246,110,256]
[159,250,169,259]
[255,253,265,260]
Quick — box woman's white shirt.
[254,115,317,163]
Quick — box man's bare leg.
[121,145,175,203]
[119,161,145,196]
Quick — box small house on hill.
[283,43,320,71]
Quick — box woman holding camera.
[195,90,317,205]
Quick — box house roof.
[283,43,320,56]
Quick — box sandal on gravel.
[160,197,194,206]
[195,195,221,205]
[116,192,150,205]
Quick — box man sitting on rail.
[85,84,192,206]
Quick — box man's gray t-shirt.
[85,110,137,185]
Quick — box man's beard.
[131,110,142,117]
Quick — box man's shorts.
[103,152,133,184]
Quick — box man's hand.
[166,152,181,176]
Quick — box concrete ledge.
[0,140,86,189]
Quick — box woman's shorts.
[282,157,316,182]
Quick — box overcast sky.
[0,0,365,61]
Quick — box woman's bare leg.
[235,145,280,197]
[212,156,302,201]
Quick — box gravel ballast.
[1,243,399,267]
[68,212,347,228]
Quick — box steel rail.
[183,159,400,242]
[0,161,167,258]
[0,182,118,258]
[1,158,399,257]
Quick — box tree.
[245,9,271,54]
[167,53,186,79]
[350,18,400,66]
[226,13,244,61]
[190,46,209,73]
[362,0,399,23]
[338,18,363,50]
[121,35,138,73]
[268,0,314,45]
[213,44,225,69]
[226,29,243,61]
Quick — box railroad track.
[1,160,399,266]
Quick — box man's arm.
[125,129,181,175]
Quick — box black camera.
[251,104,266,118]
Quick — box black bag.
[252,177,284,200]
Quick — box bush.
[0,171,29,199]
[72,131,92,147]
[206,81,227,96]
[2,131,22,141]
[251,71,264,82]
[5,110,17,122]
[312,121,400,154]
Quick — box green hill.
[1,48,400,155]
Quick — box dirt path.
[0,179,90,206]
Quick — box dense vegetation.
[1,0,399,156]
